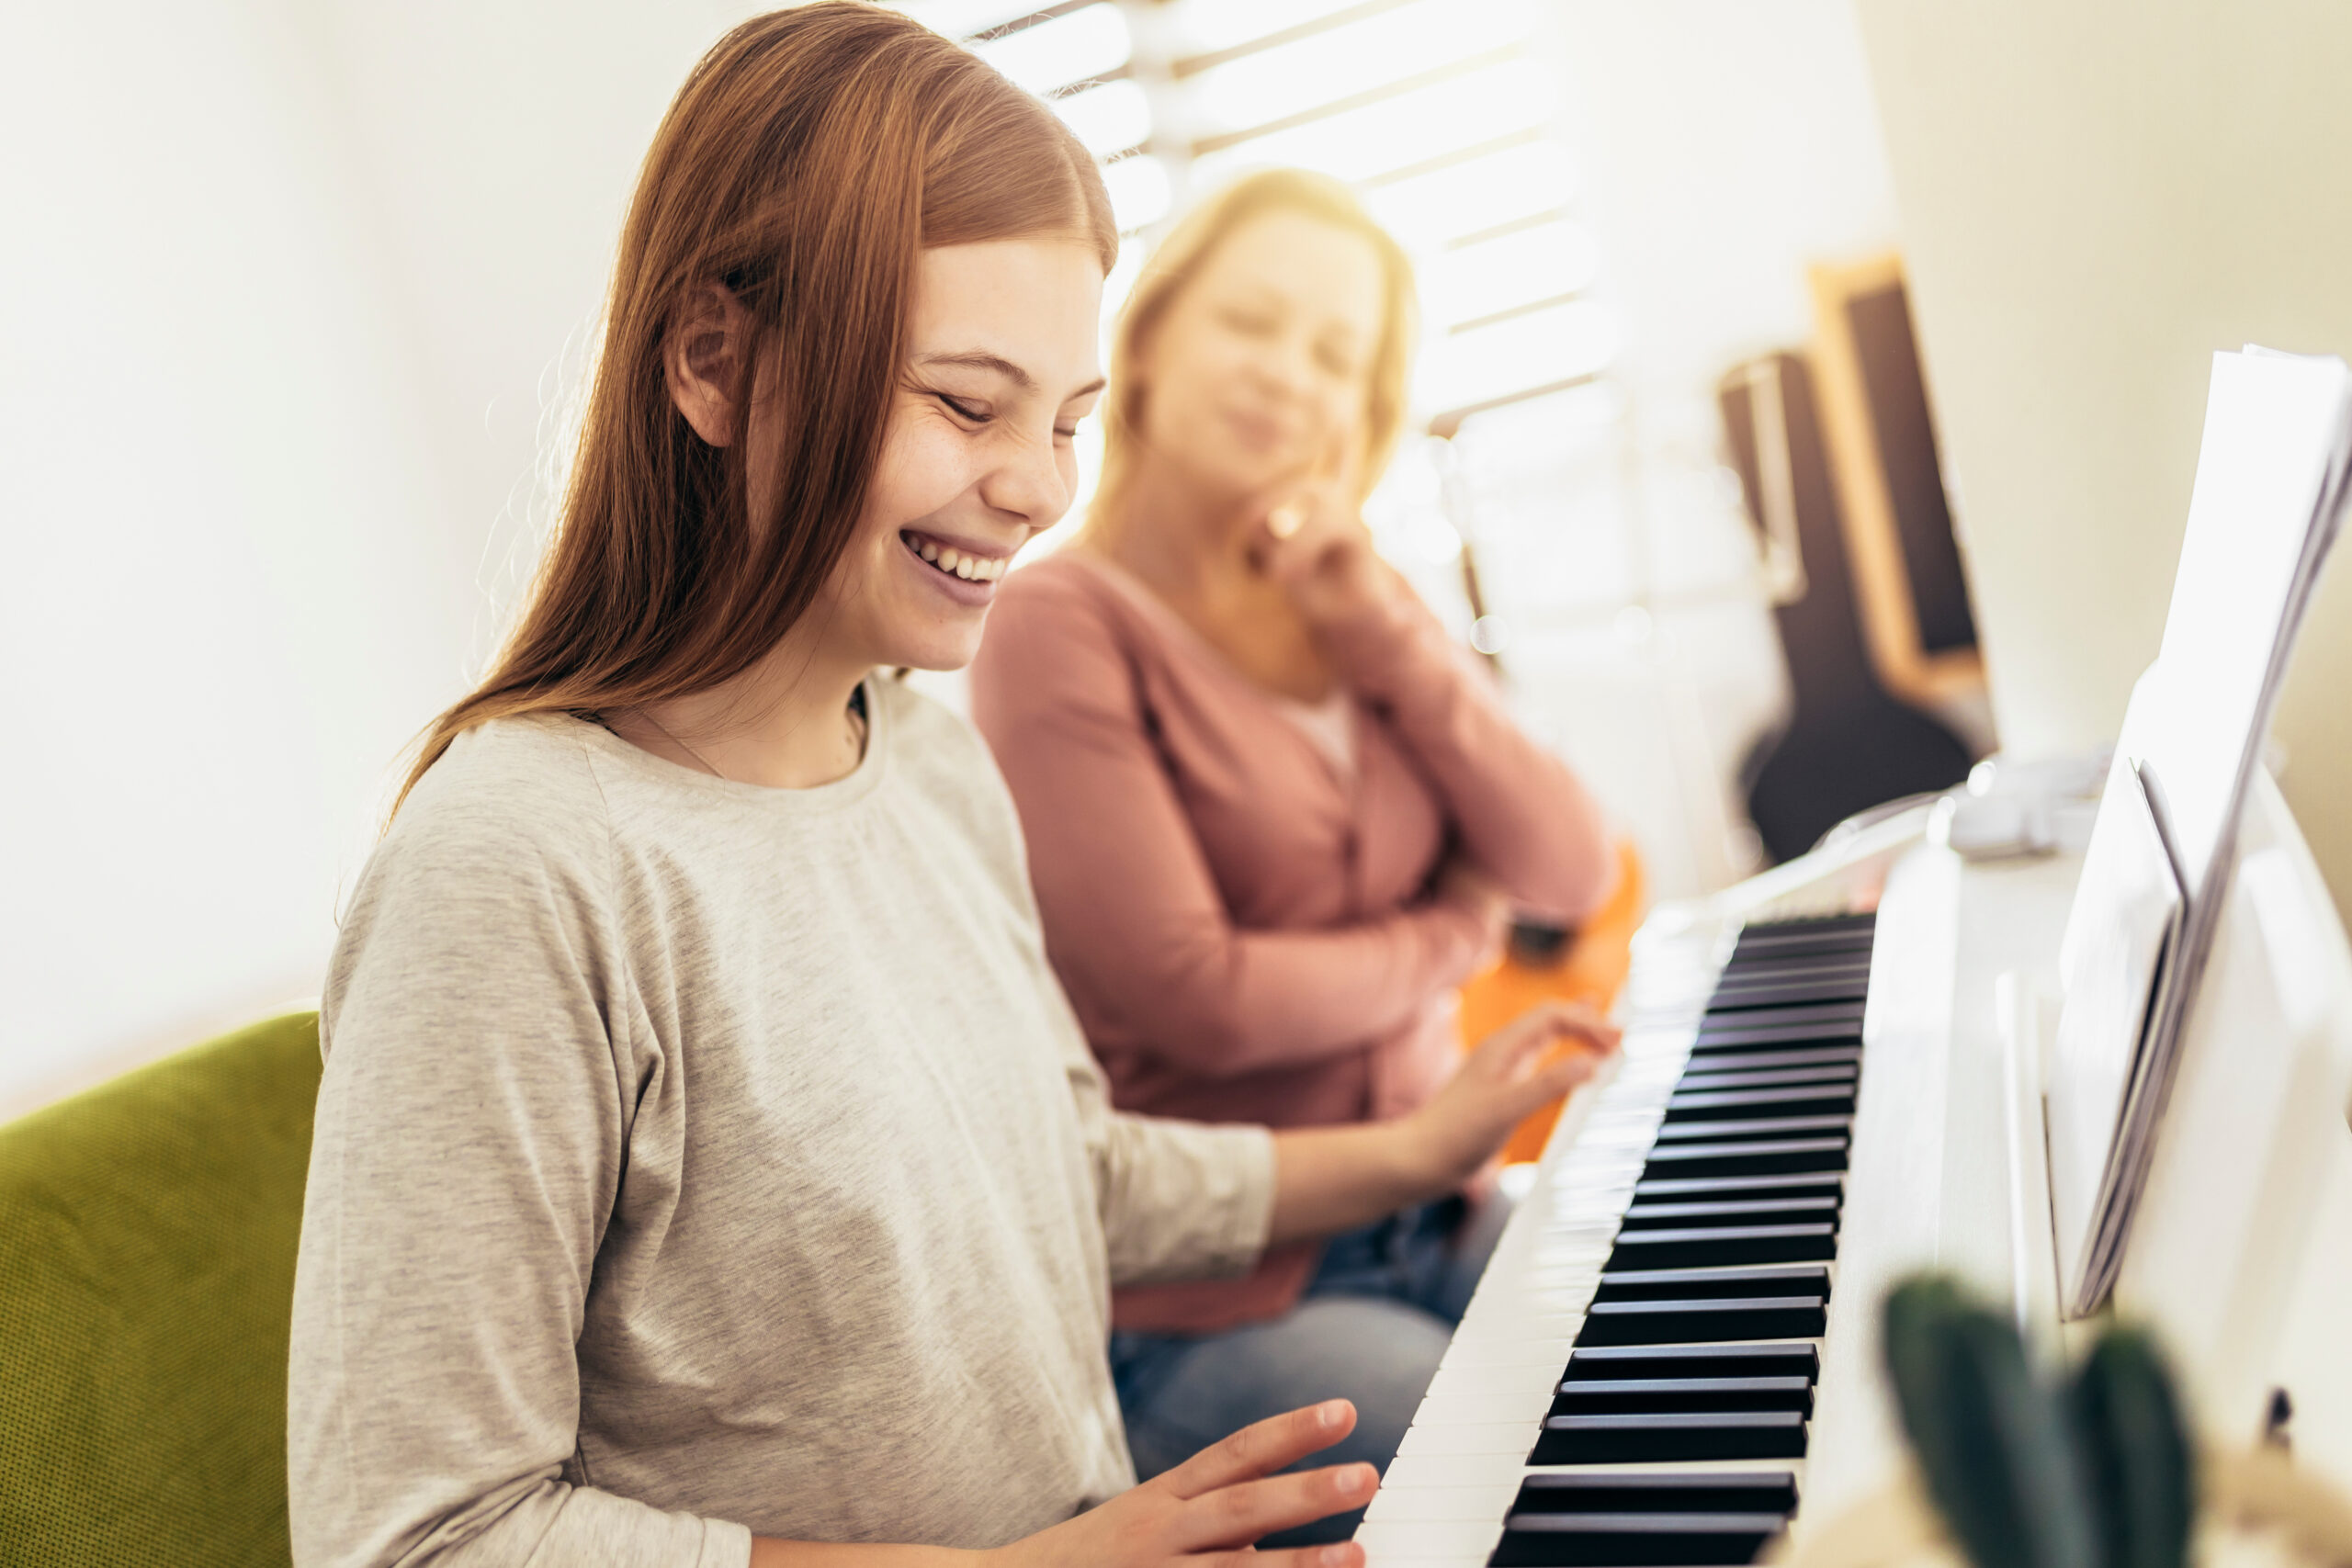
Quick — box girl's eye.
[935,393,990,423]
[1053,425,1080,441]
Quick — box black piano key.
[1642,1137,1849,1179]
[1734,912,1874,946]
[1683,1048,1862,1086]
[1510,1472,1801,1516]
[1667,1086,1857,1122]
[1575,1295,1828,1346]
[1713,955,1874,987]
[1711,956,1874,989]
[1591,1265,1832,1303]
[1608,1224,1838,1270]
[1691,1021,1862,1052]
[1676,1062,1859,1092]
[1712,931,1871,968]
[1653,1115,1851,1143]
[1633,1172,1843,1201]
[1565,1342,1820,1379]
[1620,1196,1841,1228]
[1532,1410,1809,1464]
[1707,976,1871,1010]
[1490,1512,1788,1568]
[1551,1375,1815,1416]
[1700,999,1863,1031]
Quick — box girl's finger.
[1157,1401,1358,1501]
[1170,1464,1379,1554]
[1205,1544,1364,1568]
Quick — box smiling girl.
[287,9,1610,1568]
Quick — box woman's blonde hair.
[1089,168,1417,533]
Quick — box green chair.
[0,1011,321,1567]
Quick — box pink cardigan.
[969,549,1611,1332]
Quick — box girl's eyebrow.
[915,350,1104,400]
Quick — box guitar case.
[1720,353,1973,863]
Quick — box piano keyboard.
[1361,911,1879,1567]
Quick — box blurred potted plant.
[1770,1276,2352,1568]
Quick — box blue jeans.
[1108,1191,1512,1545]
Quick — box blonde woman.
[968,172,1615,1534]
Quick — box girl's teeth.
[910,535,1001,582]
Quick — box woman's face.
[819,238,1105,672]
[1134,209,1388,503]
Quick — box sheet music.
[2046,347,2352,1315]
[2048,751,2184,1305]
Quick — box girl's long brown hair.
[395,3,1115,814]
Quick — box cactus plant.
[2067,1326,2195,1568]
[1882,1277,2104,1568]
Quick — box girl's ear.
[665,283,749,447]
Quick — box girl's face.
[1134,209,1388,503]
[819,239,1105,673]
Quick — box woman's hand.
[1400,1000,1621,1192]
[1247,479,1406,637]
[1433,856,1512,950]
[987,1402,1374,1568]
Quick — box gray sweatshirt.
[288,681,1277,1567]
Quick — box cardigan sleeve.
[970,565,1496,1079]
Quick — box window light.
[974,2,1130,94]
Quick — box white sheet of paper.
[2136,350,2352,903]
[2049,749,2183,1309]
[2044,347,2352,1314]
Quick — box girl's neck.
[629,630,872,790]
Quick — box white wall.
[1,0,463,1111]
[1546,0,1904,455]
[0,0,751,1114]
[1855,0,2352,925]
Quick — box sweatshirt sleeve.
[1319,577,1616,924]
[288,774,752,1568]
[1050,980,1278,1287]
[970,566,1496,1080]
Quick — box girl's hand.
[1401,1000,1620,1190]
[987,1402,1374,1568]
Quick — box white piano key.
[1384,1450,1544,1489]
[1396,1419,1539,1457]
[1463,1290,1589,1320]
[1363,1485,1523,1523]
[1437,1335,1570,1370]
[1361,1480,1521,1521]
[1421,1360,1564,1396]
[1408,1387,1554,1425]
[1453,1311,1582,1343]
[1353,1518,1505,1560]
